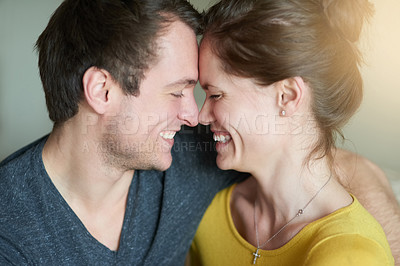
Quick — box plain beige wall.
[0,0,399,173]
[341,0,400,172]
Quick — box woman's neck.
[231,152,352,250]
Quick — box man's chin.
[156,157,173,172]
[147,154,173,172]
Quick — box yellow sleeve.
[189,241,202,266]
[304,234,394,266]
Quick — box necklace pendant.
[297,209,304,216]
[252,248,261,264]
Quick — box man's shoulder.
[170,125,248,188]
[0,135,48,199]
[173,125,216,162]
[0,135,48,171]
[171,125,217,171]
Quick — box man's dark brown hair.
[36,0,201,124]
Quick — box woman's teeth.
[213,133,231,144]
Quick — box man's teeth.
[213,134,231,144]
[160,132,176,140]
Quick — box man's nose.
[178,94,199,127]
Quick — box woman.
[190,0,394,265]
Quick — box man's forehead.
[138,20,199,92]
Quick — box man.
[0,0,222,264]
[0,0,398,265]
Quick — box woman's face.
[198,41,284,172]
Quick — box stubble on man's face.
[100,131,165,172]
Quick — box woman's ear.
[277,77,306,116]
[83,67,109,115]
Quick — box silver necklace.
[252,175,332,264]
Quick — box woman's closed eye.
[209,94,222,100]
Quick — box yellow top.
[190,184,394,266]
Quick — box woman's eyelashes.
[208,91,223,101]
[209,93,223,101]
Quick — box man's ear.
[83,67,110,115]
[277,77,306,116]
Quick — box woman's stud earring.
[281,110,286,116]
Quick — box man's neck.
[42,126,134,251]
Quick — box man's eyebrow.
[166,78,197,88]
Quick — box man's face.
[102,20,199,171]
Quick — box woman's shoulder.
[304,233,394,265]
[303,196,394,265]
[305,234,394,265]
[311,195,388,238]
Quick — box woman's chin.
[216,155,234,171]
